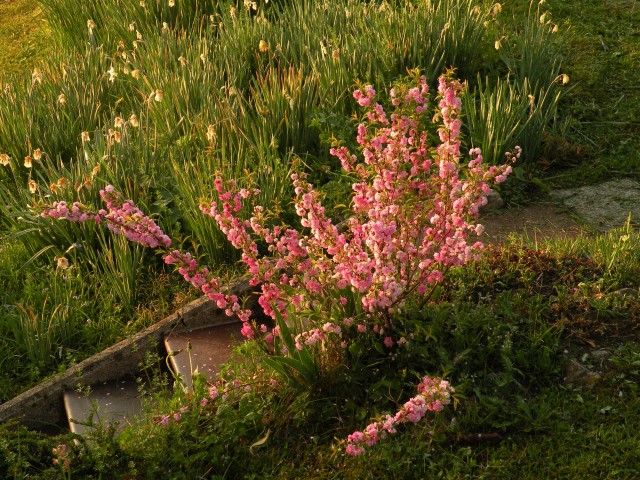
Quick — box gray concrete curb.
[0,279,253,430]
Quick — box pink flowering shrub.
[42,70,516,347]
[40,71,515,456]
[345,376,453,456]
[196,70,516,339]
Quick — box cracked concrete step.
[63,376,144,435]
[164,321,243,388]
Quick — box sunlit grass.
[0,0,638,477]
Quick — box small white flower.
[107,66,117,82]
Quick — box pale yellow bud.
[32,68,42,85]
[57,257,70,269]
[206,125,216,143]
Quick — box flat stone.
[0,277,255,430]
[549,179,640,231]
[63,376,143,435]
[165,321,243,388]
[590,349,612,362]
[613,288,640,300]
[564,359,601,388]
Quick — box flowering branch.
[345,376,453,456]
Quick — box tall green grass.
[0,0,567,398]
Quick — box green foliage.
[2,0,639,478]
[0,421,60,479]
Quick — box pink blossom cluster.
[98,185,172,249]
[345,376,453,456]
[199,72,515,337]
[40,188,255,334]
[294,322,342,350]
[164,249,252,329]
[41,200,100,223]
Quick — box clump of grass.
[0,0,567,396]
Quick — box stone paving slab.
[0,277,254,430]
[549,179,640,231]
[165,322,243,388]
[63,376,143,436]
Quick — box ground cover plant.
[0,0,639,478]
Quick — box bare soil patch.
[480,201,583,245]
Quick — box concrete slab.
[63,376,143,435]
[550,179,640,231]
[165,322,243,388]
[0,277,255,430]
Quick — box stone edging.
[0,279,252,430]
